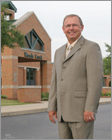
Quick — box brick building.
[102,74,111,93]
[1,1,53,103]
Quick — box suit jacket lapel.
[63,36,85,64]
[61,44,67,63]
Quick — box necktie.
[66,45,72,58]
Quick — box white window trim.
[18,65,40,71]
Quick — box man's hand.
[48,111,57,123]
[84,111,95,123]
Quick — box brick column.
[23,67,26,85]
[35,68,40,85]
[41,61,47,92]
[41,61,53,93]
[1,56,18,99]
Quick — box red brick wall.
[103,75,111,87]
[18,62,40,68]
[105,78,111,87]
[2,88,18,100]
[13,13,51,61]
[18,67,24,85]
[102,87,111,93]
[47,63,53,85]
[6,9,15,20]
[1,46,13,56]
[18,88,41,103]
[1,12,52,102]
[1,58,18,85]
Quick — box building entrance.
[1,2,53,103]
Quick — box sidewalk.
[1,98,111,117]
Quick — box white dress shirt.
[65,35,81,58]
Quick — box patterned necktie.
[66,45,72,58]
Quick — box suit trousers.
[58,117,94,139]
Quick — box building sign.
[24,52,42,60]
[35,54,42,59]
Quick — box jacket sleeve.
[84,43,103,113]
[47,50,57,112]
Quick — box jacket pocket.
[73,90,87,98]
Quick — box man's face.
[62,16,84,43]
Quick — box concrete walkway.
[1,98,111,117]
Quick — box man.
[48,14,103,139]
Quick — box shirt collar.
[67,35,81,49]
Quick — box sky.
[12,1,111,62]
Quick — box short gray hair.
[63,14,83,26]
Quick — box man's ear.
[62,26,65,33]
[81,25,84,32]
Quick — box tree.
[1,3,24,52]
[103,43,111,75]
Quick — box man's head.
[62,14,84,44]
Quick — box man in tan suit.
[48,14,103,139]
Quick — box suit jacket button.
[61,79,63,81]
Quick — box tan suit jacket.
[48,36,103,122]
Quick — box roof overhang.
[1,1,17,12]
[18,56,46,63]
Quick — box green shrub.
[41,92,49,100]
[101,92,111,96]
[105,92,111,96]
[101,92,104,96]
[1,95,7,98]
[41,92,44,98]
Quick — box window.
[4,15,10,20]
[24,29,44,51]
[26,68,36,85]
[103,77,106,87]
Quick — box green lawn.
[1,99,31,106]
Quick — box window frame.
[26,68,36,85]
[24,29,44,52]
